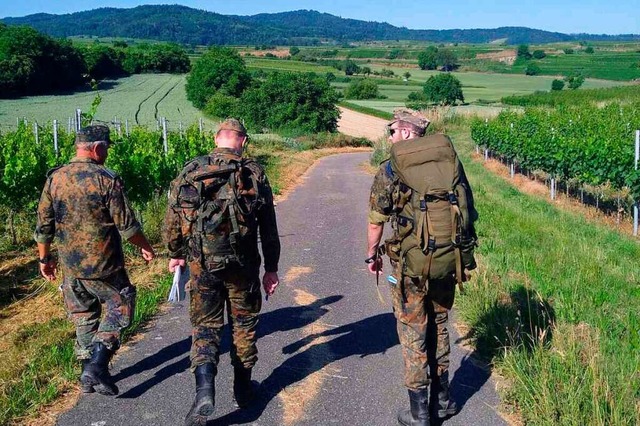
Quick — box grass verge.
[339,101,394,120]
[450,125,640,425]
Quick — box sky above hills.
[2,0,638,35]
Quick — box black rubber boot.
[79,359,95,393]
[233,365,254,408]
[433,372,457,419]
[185,363,216,426]
[80,342,119,396]
[398,388,430,426]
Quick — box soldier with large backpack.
[366,109,478,426]
[164,118,281,426]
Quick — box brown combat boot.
[398,388,430,426]
[433,371,457,419]
[185,363,216,426]
[233,365,255,408]
[80,342,119,396]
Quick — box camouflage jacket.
[34,157,141,279]
[368,160,395,225]
[164,148,281,273]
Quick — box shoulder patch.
[385,161,395,179]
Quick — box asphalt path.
[57,152,506,426]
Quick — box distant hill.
[2,5,639,45]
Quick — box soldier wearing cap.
[164,118,280,425]
[367,109,473,425]
[35,124,155,396]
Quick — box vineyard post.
[162,117,168,154]
[75,109,82,131]
[634,130,639,236]
[33,122,39,145]
[199,118,203,134]
[125,119,129,137]
[510,162,515,179]
[67,117,72,133]
[53,120,59,156]
[484,148,489,161]
[550,177,556,200]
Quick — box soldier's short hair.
[217,118,247,136]
[76,125,112,146]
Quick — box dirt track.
[337,107,388,141]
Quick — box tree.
[565,73,585,89]
[436,49,458,71]
[403,71,411,80]
[517,44,532,59]
[585,46,594,54]
[237,72,340,133]
[344,79,380,100]
[361,66,372,77]
[532,50,546,59]
[387,48,402,60]
[563,48,575,54]
[423,73,464,105]
[525,63,541,76]
[289,46,300,56]
[551,79,565,91]
[186,47,252,109]
[343,59,360,76]
[417,46,438,70]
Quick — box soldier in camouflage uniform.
[366,112,476,425]
[35,124,155,396]
[164,118,281,426]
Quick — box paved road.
[57,152,505,426]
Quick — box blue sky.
[2,0,638,35]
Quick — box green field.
[244,57,337,73]
[340,67,623,113]
[0,74,219,130]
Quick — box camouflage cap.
[217,118,247,136]
[75,124,112,145]
[388,108,430,131]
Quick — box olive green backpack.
[174,155,260,271]
[385,134,478,288]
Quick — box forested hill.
[2,5,639,45]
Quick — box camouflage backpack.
[384,134,478,287]
[174,155,261,271]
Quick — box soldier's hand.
[367,257,383,275]
[141,247,155,262]
[262,272,279,298]
[169,258,186,273]
[39,260,57,281]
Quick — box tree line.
[0,24,190,98]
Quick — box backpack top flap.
[390,134,458,195]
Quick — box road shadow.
[210,312,399,425]
[116,295,343,399]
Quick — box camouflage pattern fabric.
[189,266,262,371]
[164,147,280,371]
[62,270,136,359]
[369,159,456,390]
[34,157,141,279]
[389,265,455,390]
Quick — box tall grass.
[0,276,172,425]
[452,127,640,425]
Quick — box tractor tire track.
[153,77,181,121]
[134,77,173,125]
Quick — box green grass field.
[509,51,640,81]
[0,74,219,130]
[244,57,337,73]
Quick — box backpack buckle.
[425,237,436,254]
[419,199,427,211]
[448,192,458,205]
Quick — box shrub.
[422,73,464,105]
[238,72,340,134]
[532,50,546,59]
[551,79,565,91]
[525,63,542,76]
[344,79,380,100]
[186,47,251,109]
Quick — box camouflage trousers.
[189,266,262,372]
[389,265,455,390]
[62,270,136,360]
